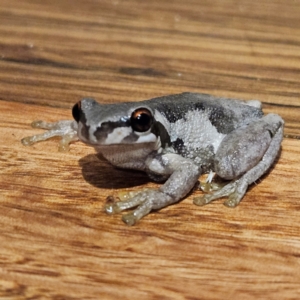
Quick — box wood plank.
[0,0,300,299]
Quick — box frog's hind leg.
[194,114,284,207]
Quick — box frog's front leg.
[194,113,284,207]
[105,154,201,225]
[21,120,79,151]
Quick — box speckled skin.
[21,92,284,225]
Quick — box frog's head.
[72,98,159,146]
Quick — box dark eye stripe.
[151,121,171,148]
[94,119,130,142]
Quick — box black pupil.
[131,109,153,132]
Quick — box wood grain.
[1,0,300,299]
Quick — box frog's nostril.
[72,101,81,122]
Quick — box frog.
[21,92,284,225]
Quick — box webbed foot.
[194,180,244,207]
[105,189,172,226]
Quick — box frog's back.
[145,92,263,134]
[140,92,264,170]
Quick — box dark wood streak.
[119,67,166,77]
[263,102,300,109]
[2,57,78,69]
[284,134,300,140]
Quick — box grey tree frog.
[21,93,284,225]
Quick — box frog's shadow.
[78,153,150,190]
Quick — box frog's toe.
[31,120,53,129]
[21,136,36,146]
[223,181,248,207]
[58,134,78,152]
[193,195,211,206]
[116,190,144,201]
[122,213,138,226]
[104,191,147,215]
[223,194,240,207]
[105,202,122,214]
[199,181,226,193]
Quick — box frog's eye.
[131,108,154,132]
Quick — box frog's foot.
[21,120,78,151]
[105,189,172,226]
[194,179,246,207]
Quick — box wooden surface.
[1,0,300,299]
